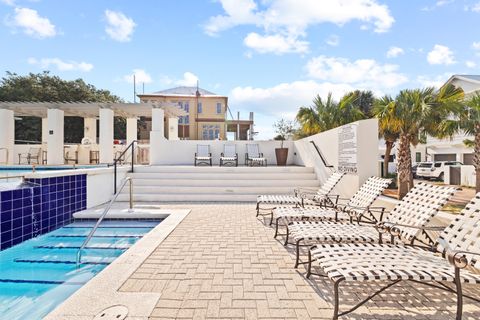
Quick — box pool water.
[0,220,159,320]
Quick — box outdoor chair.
[307,192,480,320]
[18,147,41,164]
[220,144,238,167]
[256,171,345,224]
[245,144,267,166]
[64,146,78,164]
[194,144,212,166]
[272,176,392,240]
[287,182,457,269]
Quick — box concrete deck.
[118,203,480,320]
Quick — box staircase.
[117,166,319,202]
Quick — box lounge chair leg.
[274,217,281,238]
[269,210,274,226]
[294,238,303,268]
[332,279,344,320]
[283,224,290,246]
[455,268,463,320]
[256,203,260,216]
[306,249,313,278]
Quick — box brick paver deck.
[120,203,480,319]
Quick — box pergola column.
[0,109,15,164]
[167,117,179,140]
[126,117,137,145]
[151,108,165,138]
[99,108,114,164]
[47,109,64,165]
[84,118,97,142]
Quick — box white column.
[149,108,165,165]
[47,109,64,165]
[84,118,97,142]
[167,117,179,140]
[41,117,48,143]
[126,117,137,145]
[0,109,15,164]
[99,108,114,164]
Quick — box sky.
[0,0,480,139]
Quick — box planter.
[275,148,288,166]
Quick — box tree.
[374,95,400,177]
[378,85,464,198]
[296,92,365,136]
[0,71,124,143]
[459,93,480,192]
[273,119,296,148]
[347,90,375,117]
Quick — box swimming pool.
[0,165,107,175]
[0,219,160,320]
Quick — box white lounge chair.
[272,176,392,240]
[256,171,345,225]
[308,192,480,320]
[245,144,266,166]
[18,147,41,164]
[194,144,212,166]
[288,182,457,268]
[220,144,238,167]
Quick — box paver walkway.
[120,203,480,319]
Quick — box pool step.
[34,245,130,250]
[50,234,143,238]
[14,258,112,265]
[0,279,87,285]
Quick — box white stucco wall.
[149,140,295,166]
[86,167,128,208]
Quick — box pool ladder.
[76,177,133,267]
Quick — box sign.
[338,124,358,173]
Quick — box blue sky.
[1,0,480,139]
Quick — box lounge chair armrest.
[446,250,480,269]
[375,221,445,236]
[221,153,224,157]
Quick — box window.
[216,103,222,114]
[202,124,220,140]
[178,101,183,109]
[197,102,202,113]
[184,115,189,124]
[178,116,184,124]
[184,102,189,112]
[415,152,421,163]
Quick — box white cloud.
[416,73,453,88]
[243,32,309,54]
[1,0,16,6]
[160,72,199,87]
[104,10,136,42]
[386,46,404,58]
[326,34,340,47]
[230,80,354,116]
[473,42,480,56]
[123,69,152,84]
[205,0,394,54]
[466,60,477,68]
[427,44,456,65]
[9,7,56,38]
[466,1,480,12]
[305,55,408,89]
[28,57,93,72]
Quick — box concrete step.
[118,193,261,202]
[133,166,314,174]
[121,186,299,195]
[131,179,320,187]
[128,172,317,180]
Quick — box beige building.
[138,86,254,140]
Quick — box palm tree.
[459,93,480,192]
[376,85,464,198]
[296,92,365,135]
[373,95,400,177]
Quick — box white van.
[416,161,463,181]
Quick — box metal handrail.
[76,177,134,267]
[309,140,334,169]
[111,140,137,194]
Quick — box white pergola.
[0,102,186,165]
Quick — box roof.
[0,102,187,118]
[139,86,227,98]
[445,74,480,86]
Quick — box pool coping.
[44,206,191,320]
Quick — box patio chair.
[220,144,238,167]
[18,147,41,164]
[272,176,392,240]
[308,192,480,320]
[64,146,78,164]
[245,144,267,166]
[194,144,212,166]
[288,182,457,268]
[256,171,345,224]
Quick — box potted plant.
[273,119,295,166]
